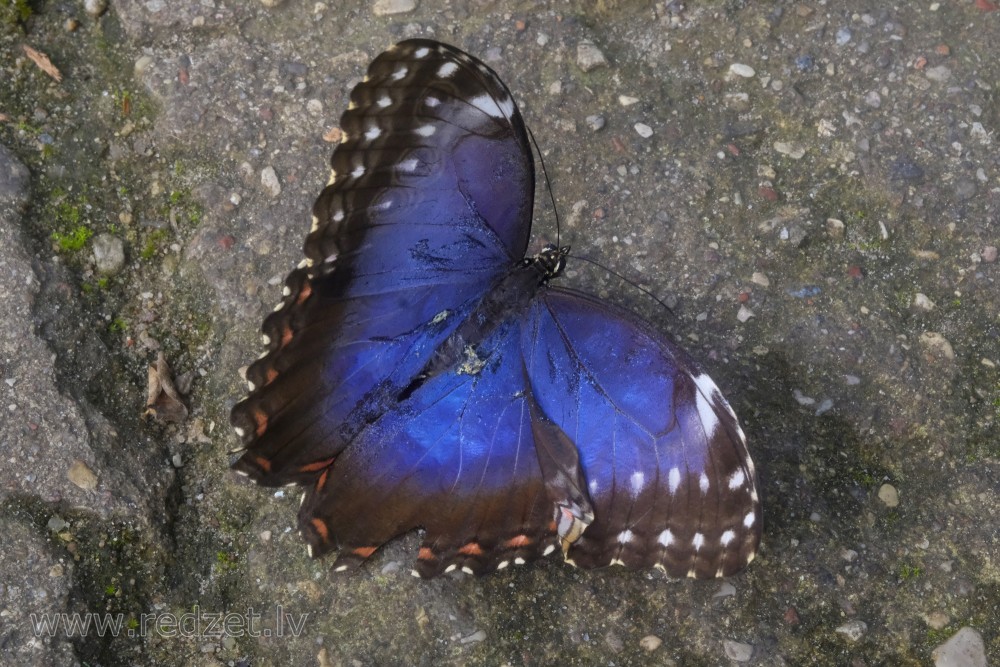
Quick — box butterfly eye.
[231,39,760,579]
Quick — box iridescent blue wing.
[298,317,560,577]
[523,288,761,578]
[231,40,533,484]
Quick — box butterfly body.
[231,39,761,579]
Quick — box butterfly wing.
[522,288,761,578]
[231,40,534,485]
[298,316,560,577]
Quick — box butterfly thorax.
[400,250,563,398]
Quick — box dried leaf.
[22,45,63,82]
[976,0,999,10]
[143,352,189,423]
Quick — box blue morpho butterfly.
[231,39,761,579]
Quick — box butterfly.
[230,39,761,579]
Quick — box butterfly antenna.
[571,253,676,316]
[526,125,562,248]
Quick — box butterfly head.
[530,244,570,282]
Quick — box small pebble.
[640,635,662,652]
[864,90,882,108]
[261,166,281,197]
[634,123,653,138]
[736,305,754,323]
[92,234,126,275]
[981,245,997,262]
[912,293,936,311]
[460,629,486,644]
[714,582,737,598]
[835,620,868,642]
[845,375,861,385]
[84,0,109,17]
[729,63,755,78]
[932,627,987,667]
[774,141,806,159]
[835,28,852,45]
[919,332,955,361]
[751,272,770,287]
[925,65,952,82]
[925,611,950,630]
[585,115,605,131]
[795,54,814,71]
[618,95,639,106]
[793,389,815,406]
[878,483,899,508]
[723,640,753,662]
[372,0,416,16]
[68,460,98,490]
[47,516,70,532]
[172,453,183,468]
[576,40,608,72]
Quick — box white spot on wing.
[364,126,381,141]
[497,560,509,570]
[668,467,681,494]
[415,125,436,137]
[692,533,705,551]
[743,511,756,528]
[233,427,245,437]
[514,557,525,565]
[468,94,505,118]
[424,96,440,107]
[333,563,347,572]
[282,286,291,296]
[398,158,419,173]
[444,564,456,573]
[657,529,674,547]
[351,165,365,178]
[437,61,459,78]
[377,95,391,108]
[729,469,746,490]
[461,566,474,575]
[391,66,408,81]
[498,96,515,117]
[630,471,645,495]
[699,472,710,493]
[332,209,344,222]
[694,384,721,440]
[720,529,735,546]
[414,47,430,58]
[617,530,634,544]
[542,544,555,556]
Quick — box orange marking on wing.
[418,547,436,561]
[316,469,328,492]
[310,518,329,542]
[298,457,335,473]
[253,455,271,473]
[281,325,294,347]
[296,283,312,304]
[458,542,483,556]
[352,546,377,559]
[548,520,558,532]
[252,409,268,437]
[264,367,278,386]
[505,535,532,548]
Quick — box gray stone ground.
[0,1,997,665]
